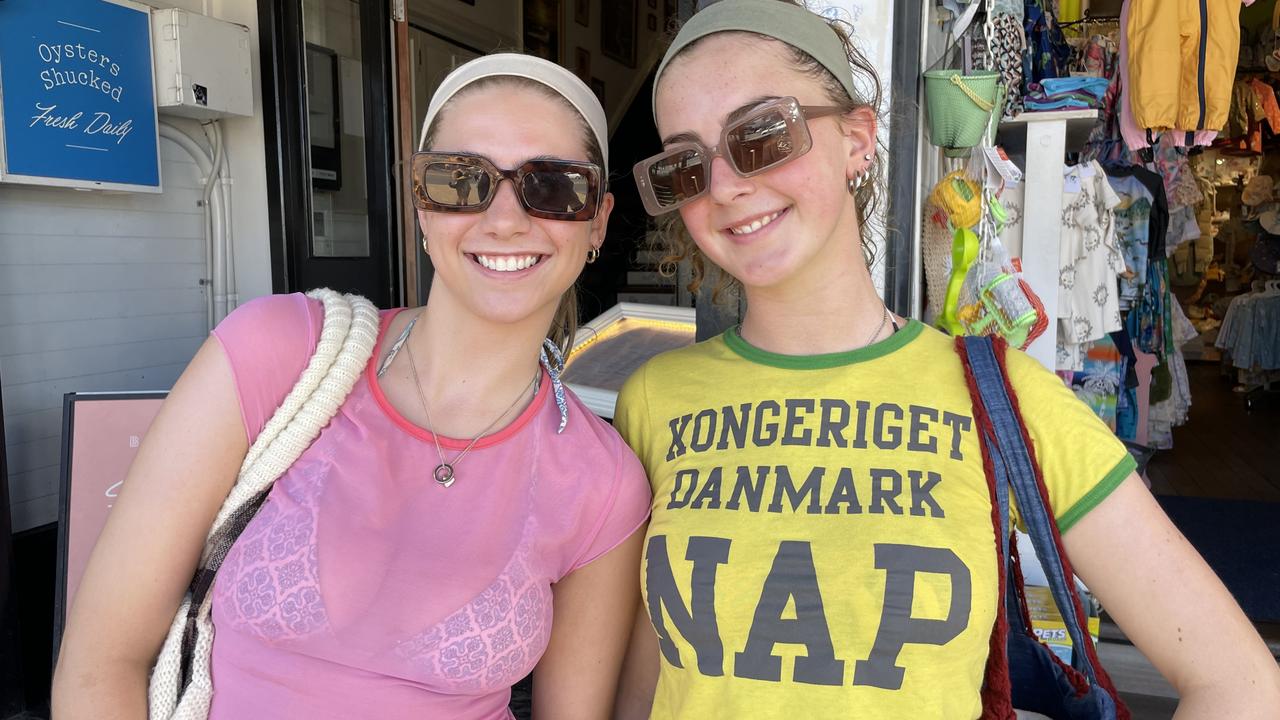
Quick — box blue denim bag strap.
[961,336,1103,682]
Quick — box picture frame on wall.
[600,0,636,68]
[590,77,605,106]
[575,47,591,82]
[574,0,588,27]
[523,0,561,64]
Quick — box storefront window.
[303,0,371,259]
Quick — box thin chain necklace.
[403,318,538,488]
[864,306,893,347]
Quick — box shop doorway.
[259,0,399,307]
[396,0,680,312]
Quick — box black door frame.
[885,0,923,318]
[258,0,401,307]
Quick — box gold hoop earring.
[586,247,600,264]
[421,235,430,255]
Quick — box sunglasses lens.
[726,109,794,174]
[646,149,708,209]
[416,160,491,208]
[521,168,592,215]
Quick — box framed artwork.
[523,0,561,64]
[574,0,588,26]
[647,13,656,31]
[575,47,591,82]
[590,77,606,106]
[600,0,636,68]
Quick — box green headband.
[651,0,857,116]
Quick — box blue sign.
[0,0,161,191]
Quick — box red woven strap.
[956,337,1017,720]
[988,343,1131,720]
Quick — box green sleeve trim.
[1056,454,1137,534]
[722,319,924,369]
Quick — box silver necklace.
[403,323,537,488]
[864,306,892,347]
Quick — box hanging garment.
[989,12,1028,116]
[1057,162,1127,372]
[1107,164,1171,258]
[1244,78,1280,152]
[1024,0,1073,86]
[1223,79,1266,141]
[1217,289,1280,370]
[1127,0,1253,138]
[1117,1,1213,152]
[1070,335,1126,430]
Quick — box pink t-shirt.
[206,294,651,719]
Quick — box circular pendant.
[433,463,456,488]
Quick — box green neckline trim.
[722,319,925,370]
[1057,454,1137,534]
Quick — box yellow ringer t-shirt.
[614,320,1135,720]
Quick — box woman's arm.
[51,337,249,718]
[613,604,660,720]
[1064,474,1280,718]
[533,527,645,720]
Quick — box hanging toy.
[938,226,980,335]
[929,170,983,229]
[951,189,1040,346]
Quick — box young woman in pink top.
[53,54,651,719]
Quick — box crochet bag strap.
[147,289,380,720]
[957,335,1128,720]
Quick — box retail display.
[927,0,1275,452]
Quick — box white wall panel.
[1,137,206,532]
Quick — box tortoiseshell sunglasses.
[410,152,604,222]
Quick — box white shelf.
[1000,108,1099,125]
[997,109,1099,157]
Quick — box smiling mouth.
[471,254,545,272]
[727,209,785,236]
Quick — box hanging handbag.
[956,335,1131,720]
[147,288,381,720]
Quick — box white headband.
[418,53,609,173]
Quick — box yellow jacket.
[1127,0,1245,134]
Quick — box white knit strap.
[204,289,379,547]
[149,289,380,720]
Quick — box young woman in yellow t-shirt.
[611,1,1280,718]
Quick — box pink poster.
[61,394,165,618]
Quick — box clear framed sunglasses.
[632,96,843,216]
[411,152,604,221]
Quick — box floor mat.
[1156,495,1280,623]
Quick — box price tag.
[982,146,1024,188]
[1064,174,1083,194]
